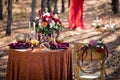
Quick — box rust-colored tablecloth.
[6,48,72,80]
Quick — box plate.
[15,49,30,52]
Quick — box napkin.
[49,42,69,49]
[8,42,31,49]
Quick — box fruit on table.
[30,39,39,45]
[16,34,26,43]
[48,38,54,42]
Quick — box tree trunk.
[30,0,36,24]
[112,0,119,14]
[16,0,19,2]
[68,0,70,7]
[6,0,12,35]
[47,0,52,13]
[61,0,65,13]
[53,0,58,14]
[2,0,8,17]
[41,0,47,12]
[0,0,3,20]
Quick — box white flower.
[54,25,58,29]
[52,20,55,25]
[49,24,53,28]
[35,17,39,20]
[38,23,41,26]
[101,46,104,49]
[49,20,55,28]
[46,18,49,21]
[54,14,58,19]
[86,44,89,47]
[98,40,102,43]
[39,19,42,23]
[43,12,50,17]
[38,23,42,28]
[96,45,100,47]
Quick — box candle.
[33,22,36,33]
[29,21,32,40]
[110,18,111,25]
[33,22,36,39]
[96,16,99,21]
[102,17,105,24]
[29,21,31,33]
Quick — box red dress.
[68,0,84,29]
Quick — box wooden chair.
[74,42,107,80]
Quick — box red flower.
[53,18,61,24]
[49,13,54,18]
[39,10,43,17]
[96,47,104,53]
[42,15,53,23]
[42,15,48,22]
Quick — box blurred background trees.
[6,0,13,35]
[0,0,3,20]
[0,0,119,36]
[30,0,36,24]
[41,0,70,14]
[112,0,119,14]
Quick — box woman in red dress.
[68,0,85,30]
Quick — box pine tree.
[6,0,12,35]
[30,0,36,24]
[112,0,119,14]
[0,0,3,20]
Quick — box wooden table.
[6,48,72,80]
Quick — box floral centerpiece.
[30,10,69,49]
[77,40,108,63]
[33,10,62,36]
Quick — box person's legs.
[75,0,84,29]
[68,0,78,29]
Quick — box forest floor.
[0,0,120,80]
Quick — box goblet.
[16,34,26,43]
[56,35,64,43]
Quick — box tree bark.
[47,0,52,12]
[61,0,65,13]
[30,0,36,24]
[112,0,119,14]
[6,0,12,35]
[0,0,3,20]
[68,0,70,7]
[41,0,47,12]
[16,0,19,2]
[53,0,58,14]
